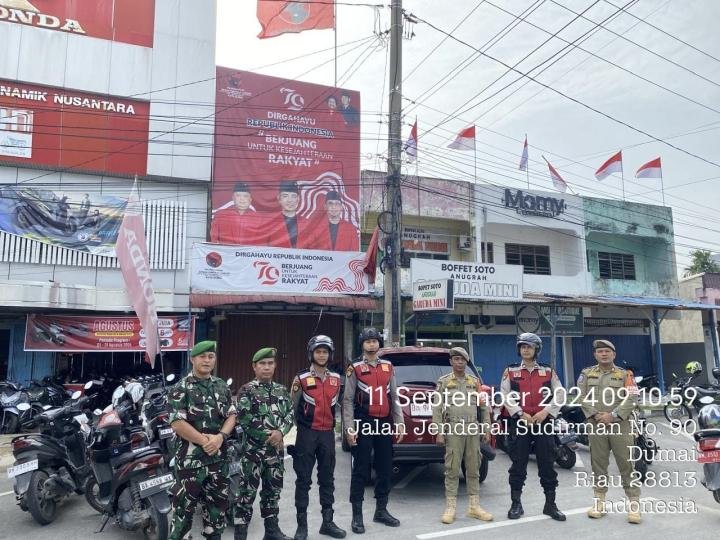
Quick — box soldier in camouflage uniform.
[167,340,237,540]
[232,347,294,540]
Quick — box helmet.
[308,335,334,362]
[697,404,720,430]
[517,333,542,357]
[685,361,703,375]
[358,327,384,349]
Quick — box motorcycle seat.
[695,387,720,397]
[110,446,161,468]
[693,428,720,441]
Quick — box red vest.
[507,363,553,416]
[352,358,393,419]
[296,369,341,431]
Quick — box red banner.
[24,314,194,352]
[0,79,149,175]
[0,0,155,47]
[212,68,360,251]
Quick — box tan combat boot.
[467,495,493,521]
[587,492,607,518]
[441,497,457,524]
[627,498,642,524]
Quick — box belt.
[445,415,476,423]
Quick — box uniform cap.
[593,339,615,352]
[449,347,469,362]
[278,180,299,194]
[190,340,216,357]
[252,347,277,363]
[233,182,251,193]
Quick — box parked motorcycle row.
[663,367,720,423]
[0,377,68,434]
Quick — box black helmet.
[358,327,384,349]
[517,332,542,357]
[308,335,334,362]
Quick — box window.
[505,243,551,275]
[598,252,636,280]
[479,242,494,263]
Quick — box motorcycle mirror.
[226,378,233,387]
[634,376,644,383]
[17,402,31,411]
[103,404,113,413]
[71,390,82,400]
[166,374,176,383]
[93,409,102,416]
[84,381,94,390]
[699,396,715,405]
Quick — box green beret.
[252,347,277,363]
[190,340,216,357]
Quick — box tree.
[684,249,720,277]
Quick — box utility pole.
[384,0,403,346]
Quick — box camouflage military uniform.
[232,379,294,525]
[167,374,236,539]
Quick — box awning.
[190,293,379,310]
[523,293,717,311]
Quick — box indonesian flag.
[257,0,335,39]
[116,179,159,367]
[595,150,623,181]
[448,125,476,151]
[544,157,568,192]
[519,136,529,171]
[363,226,380,283]
[636,157,662,179]
[405,120,417,162]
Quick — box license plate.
[699,449,720,464]
[229,461,241,476]
[138,473,174,495]
[7,459,38,479]
[159,427,174,439]
[410,403,433,417]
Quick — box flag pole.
[415,117,419,217]
[620,150,625,201]
[660,168,666,206]
[525,134,530,189]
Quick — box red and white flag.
[405,120,417,162]
[519,136,529,171]
[116,179,159,367]
[595,150,623,180]
[544,157,568,192]
[257,0,335,39]
[636,157,662,179]
[448,125,476,151]
[363,226,380,284]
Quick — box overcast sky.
[217,0,720,276]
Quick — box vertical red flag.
[363,226,380,283]
[116,179,159,367]
[257,0,335,39]
[405,120,418,162]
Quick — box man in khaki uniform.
[577,339,641,524]
[432,347,493,524]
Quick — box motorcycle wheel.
[479,456,489,484]
[83,477,105,514]
[143,504,169,540]
[634,459,648,482]
[26,470,57,525]
[1,413,18,434]
[555,446,576,469]
[663,403,692,422]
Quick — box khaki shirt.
[432,372,490,427]
[577,364,638,420]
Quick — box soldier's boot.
[294,511,308,540]
[351,503,365,534]
[587,492,607,519]
[263,517,292,540]
[234,524,248,540]
[206,535,222,540]
[627,497,642,524]
[542,491,566,521]
[507,490,524,520]
[373,499,400,527]
[319,508,346,538]
[467,495,493,521]
[441,496,457,524]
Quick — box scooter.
[663,372,720,422]
[694,396,720,504]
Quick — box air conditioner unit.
[457,235,472,250]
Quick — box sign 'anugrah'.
[411,259,523,301]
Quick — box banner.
[191,244,369,295]
[212,68,360,251]
[0,79,150,175]
[24,314,194,352]
[0,185,126,255]
[412,279,454,312]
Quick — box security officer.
[167,340,237,540]
[233,347,294,540]
[289,335,346,539]
[577,339,641,524]
[500,333,566,521]
[342,327,405,534]
[432,347,493,524]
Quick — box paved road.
[1,419,718,539]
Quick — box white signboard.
[191,244,369,295]
[412,278,454,311]
[411,259,523,301]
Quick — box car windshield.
[381,352,481,386]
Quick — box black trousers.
[293,425,336,511]
[349,417,393,504]
[506,417,558,493]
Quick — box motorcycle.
[1,382,31,434]
[663,372,720,422]
[7,383,95,525]
[694,395,720,504]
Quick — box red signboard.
[0,0,155,47]
[0,79,149,175]
[24,314,194,352]
[212,68,360,251]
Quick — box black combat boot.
[294,511,308,540]
[319,508,346,538]
[263,516,292,540]
[543,491,566,521]
[373,499,400,527]
[234,524,248,540]
[206,535,221,540]
[351,502,365,534]
[508,490,524,519]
